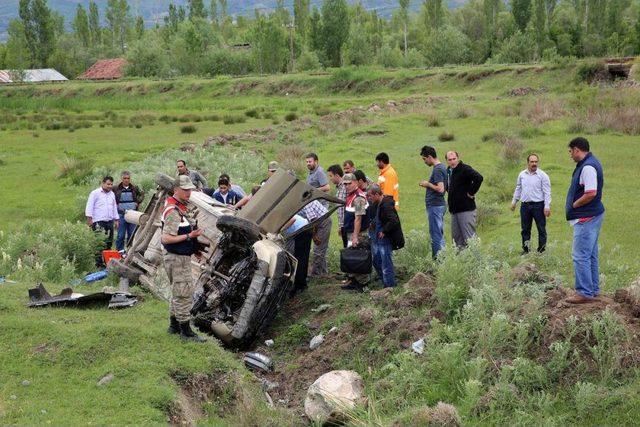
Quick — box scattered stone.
[261,379,279,392]
[328,326,338,334]
[304,370,367,424]
[21,380,30,386]
[264,339,274,347]
[10,395,17,400]
[370,287,393,303]
[40,409,47,414]
[367,103,382,112]
[97,373,114,387]
[309,334,325,350]
[386,100,398,107]
[311,304,331,313]
[411,338,425,355]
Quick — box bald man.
[445,151,483,248]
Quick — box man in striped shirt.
[511,154,552,253]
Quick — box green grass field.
[1,63,640,425]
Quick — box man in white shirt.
[511,154,551,253]
[85,176,119,266]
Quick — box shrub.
[284,112,298,122]
[0,220,104,282]
[223,115,246,124]
[426,113,441,127]
[275,144,308,177]
[180,125,197,134]
[296,50,322,72]
[314,106,331,116]
[55,154,94,185]
[498,135,525,163]
[455,107,472,119]
[245,108,260,119]
[575,59,607,83]
[520,97,565,124]
[438,131,455,141]
[435,239,494,317]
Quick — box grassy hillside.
[1,61,640,425]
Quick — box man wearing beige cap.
[261,161,279,186]
[161,175,205,342]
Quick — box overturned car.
[109,170,342,348]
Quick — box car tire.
[154,173,174,192]
[216,215,262,243]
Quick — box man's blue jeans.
[116,214,137,251]
[427,205,446,259]
[572,213,604,298]
[371,234,396,288]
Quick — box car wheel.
[154,173,174,192]
[216,215,262,244]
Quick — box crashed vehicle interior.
[109,170,343,348]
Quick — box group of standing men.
[419,137,605,305]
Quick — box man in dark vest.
[565,137,605,304]
[367,184,404,288]
[161,175,205,341]
[114,171,144,252]
[341,173,370,292]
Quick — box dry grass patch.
[521,97,566,124]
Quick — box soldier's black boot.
[179,321,206,343]
[168,316,180,335]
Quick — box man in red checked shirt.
[564,137,605,304]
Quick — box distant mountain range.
[0,0,468,42]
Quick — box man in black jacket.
[367,185,404,288]
[446,151,483,248]
[114,171,145,252]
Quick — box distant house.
[78,58,128,80]
[0,69,68,84]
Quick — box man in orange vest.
[376,152,399,210]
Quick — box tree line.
[1,0,639,79]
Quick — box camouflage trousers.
[163,253,195,322]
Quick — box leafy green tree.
[219,0,228,18]
[344,24,373,65]
[134,16,144,40]
[424,25,471,66]
[126,31,171,77]
[378,43,403,67]
[210,0,218,26]
[533,0,547,57]
[18,0,55,66]
[511,0,531,32]
[189,0,207,20]
[309,6,323,52]
[250,15,288,73]
[398,0,410,56]
[72,4,90,48]
[4,20,31,70]
[483,0,501,56]
[321,0,350,67]
[491,28,535,62]
[424,0,444,31]
[106,0,131,53]
[294,0,310,41]
[296,49,321,71]
[88,1,101,47]
[49,33,92,78]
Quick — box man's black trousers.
[293,230,313,291]
[92,220,114,266]
[520,201,546,253]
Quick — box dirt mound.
[510,262,554,285]
[391,272,437,311]
[168,372,237,425]
[509,87,548,97]
[539,287,640,375]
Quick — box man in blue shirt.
[419,146,447,259]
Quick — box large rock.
[304,370,366,423]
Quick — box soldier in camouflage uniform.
[340,173,371,292]
[161,175,205,342]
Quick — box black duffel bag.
[340,247,372,275]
